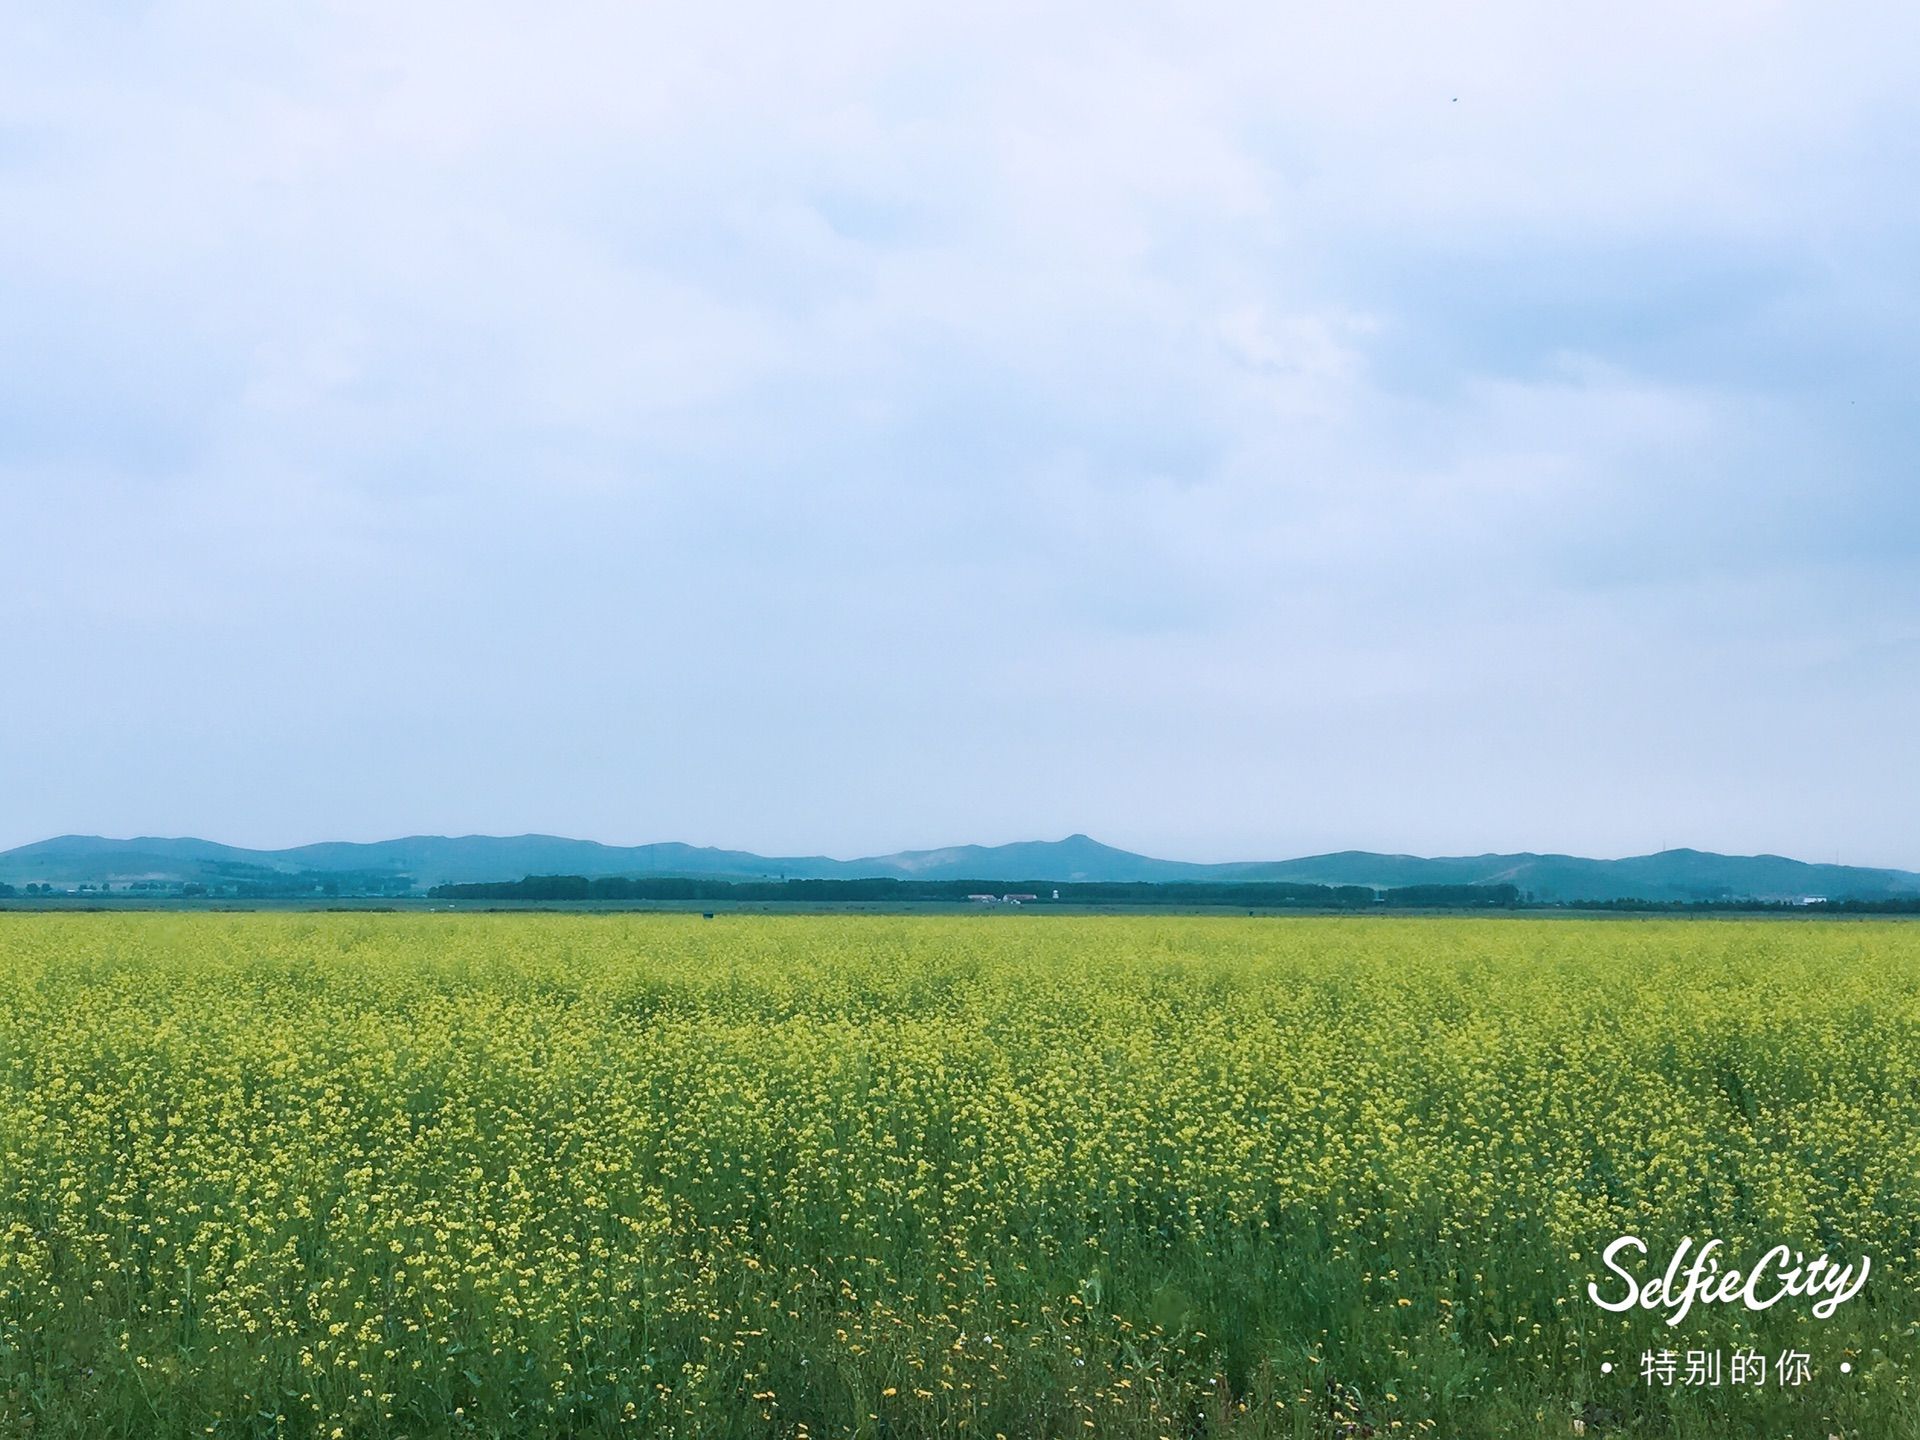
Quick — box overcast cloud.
[3,2,1916,866]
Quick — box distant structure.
[967,893,1041,905]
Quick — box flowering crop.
[1,914,1917,1437]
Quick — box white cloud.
[2,1,1916,862]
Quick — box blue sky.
[3,2,1916,866]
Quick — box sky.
[2,2,1917,867]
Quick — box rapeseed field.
[0,914,1915,1438]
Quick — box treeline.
[0,872,416,900]
[418,877,1920,911]
[1574,896,1920,914]
[426,875,1524,908]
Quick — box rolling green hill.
[3,833,1915,903]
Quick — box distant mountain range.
[4,832,1918,905]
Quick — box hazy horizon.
[5,4,1916,871]
[6,828,1915,878]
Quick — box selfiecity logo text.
[1588,1236,1870,1327]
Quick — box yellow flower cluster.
[0,913,1915,1437]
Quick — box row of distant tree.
[6,876,1913,911]
[1574,895,1920,914]
[422,876,1920,911]
[0,873,417,900]
[426,874,1526,907]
